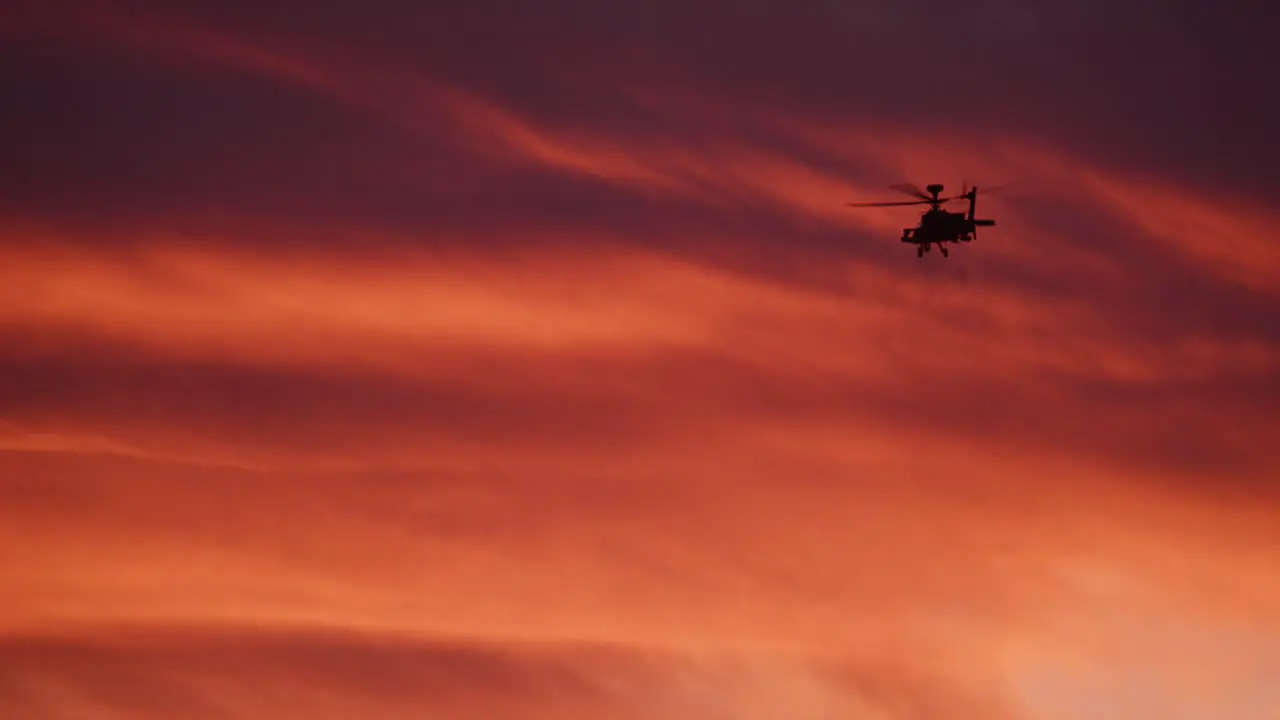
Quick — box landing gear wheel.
[917,246,924,258]
[940,245,949,257]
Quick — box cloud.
[0,627,1026,719]
[2,445,1277,717]
[7,1,1279,228]
[2,2,1278,718]
[81,0,1262,202]
[7,3,1279,329]
[0,230,1276,483]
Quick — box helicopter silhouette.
[847,182,1007,258]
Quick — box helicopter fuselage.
[901,209,973,244]
[901,206,996,257]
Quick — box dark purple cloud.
[1,326,1275,487]
[5,0,1277,227]
[120,0,1272,200]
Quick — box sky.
[2,0,1279,718]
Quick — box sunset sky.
[2,1,1279,718]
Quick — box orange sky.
[3,2,1279,718]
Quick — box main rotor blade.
[888,183,931,201]
[846,200,930,207]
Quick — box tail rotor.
[959,179,1013,242]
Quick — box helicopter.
[846,182,1003,258]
